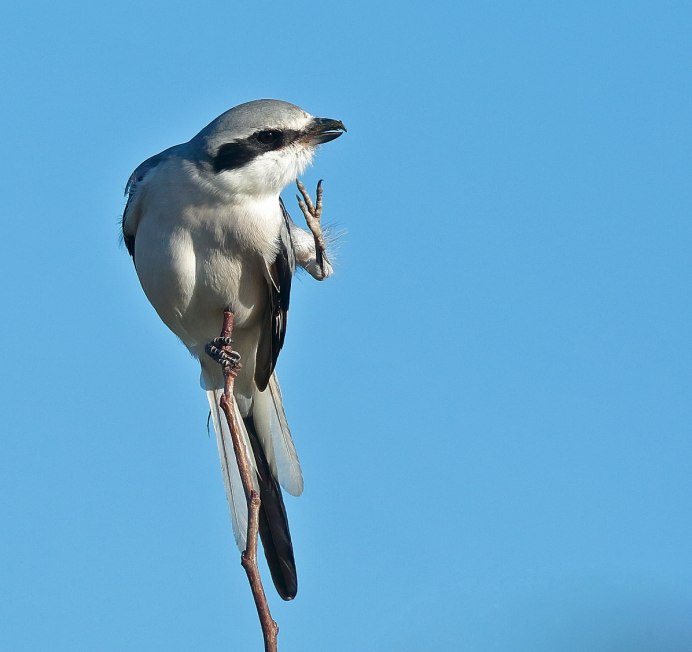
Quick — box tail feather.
[205,377,300,601]
[245,416,298,601]
[252,373,303,496]
[206,388,258,550]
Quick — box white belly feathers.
[133,157,283,354]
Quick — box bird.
[121,99,346,601]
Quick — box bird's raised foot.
[296,178,331,280]
[205,338,242,373]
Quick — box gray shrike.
[122,99,346,600]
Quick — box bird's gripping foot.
[205,337,242,375]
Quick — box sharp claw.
[205,339,241,370]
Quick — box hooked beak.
[303,117,347,145]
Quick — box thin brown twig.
[217,310,279,652]
[296,179,330,280]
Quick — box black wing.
[254,199,296,391]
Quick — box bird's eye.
[256,130,282,145]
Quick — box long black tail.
[244,416,298,601]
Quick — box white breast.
[131,157,284,357]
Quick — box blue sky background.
[1,1,691,650]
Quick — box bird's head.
[192,99,346,198]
